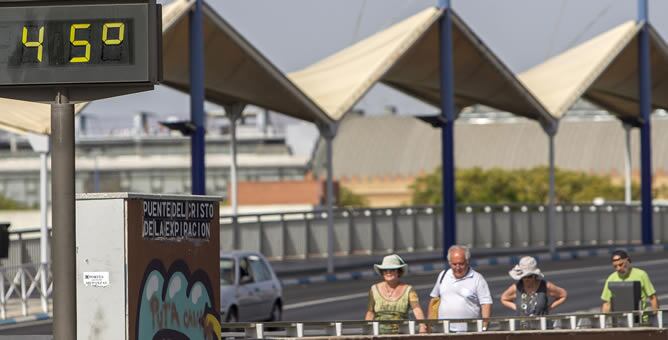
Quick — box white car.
[220,251,283,322]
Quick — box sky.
[80,0,668,132]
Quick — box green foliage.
[411,166,640,205]
[0,194,29,210]
[338,186,369,207]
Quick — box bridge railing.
[5,203,668,265]
[0,262,51,319]
[223,310,666,338]
[221,203,668,260]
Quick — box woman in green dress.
[365,254,427,334]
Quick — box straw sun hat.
[374,254,407,276]
[509,256,544,281]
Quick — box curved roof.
[519,21,668,123]
[161,0,332,125]
[289,7,555,130]
[0,100,87,135]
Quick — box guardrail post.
[570,315,577,329]
[476,319,483,332]
[233,216,240,250]
[410,208,418,252]
[508,318,515,331]
[347,210,354,255]
[40,263,48,313]
[326,322,342,336]
[20,267,27,316]
[540,316,547,330]
[287,322,304,337]
[18,233,25,264]
[280,214,287,260]
[626,313,634,328]
[258,219,264,255]
[471,207,477,248]
[0,269,5,319]
[391,209,398,252]
[370,211,376,255]
[599,314,606,329]
[442,320,450,334]
[507,206,514,248]
[658,310,663,328]
[246,323,264,338]
[304,213,311,259]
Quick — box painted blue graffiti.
[137,260,220,340]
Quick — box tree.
[338,186,369,207]
[411,166,638,205]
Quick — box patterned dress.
[367,283,420,334]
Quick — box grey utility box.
[76,193,221,340]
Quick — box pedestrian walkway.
[277,244,668,286]
[0,298,51,326]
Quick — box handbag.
[428,270,446,319]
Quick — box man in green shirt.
[600,250,659,313]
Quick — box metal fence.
[224,310,666,338]
[4,203,668,265]
[221,203,668,260]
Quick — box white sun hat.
[374,254,408,276]
[509,256,544,281]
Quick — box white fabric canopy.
[520,21,668,122]
[289,7,555,129]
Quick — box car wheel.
[269,302,282,321]
[225,307,238,323]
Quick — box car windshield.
[220,258,235,285]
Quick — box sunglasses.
[381,269,399,273]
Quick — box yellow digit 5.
[69,23,91,63]
[102,23,125,45]
[22,26,44,62]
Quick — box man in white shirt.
[429,245,492,332]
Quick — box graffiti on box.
[137,259,221,340]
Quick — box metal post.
[189,0,206,195]
[638,0,653,245]
[224,103,245,216]
[93,154,100,192]
[39,151,49,312]
[230,118,238,215]
[27,133,50,313]
[623,123,632,204]
[548,132,556,256]
[439,0,457,258]
[318,122,337,274]
[51,92,76,340]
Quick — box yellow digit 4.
[70,23,91,63]
[102,23,125,45]
[22,26,44,62]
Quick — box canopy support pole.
[318,122,337,274]
[224,103,246,217]
[638,0,653,245]
[547,130,556,257]
[190,0,206,195]
[623,123,633,205]
[439,0,456,257]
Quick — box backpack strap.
[437,270,446,284]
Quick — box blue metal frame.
[638,0,653,245]
[439,1,456,258]
[189,0,206,195]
